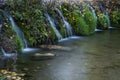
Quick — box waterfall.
[0,9,28,49]
[0,48,17,65]
[0,9,43,53]
[45,13,62,40]
[55,8,73,36]
[85,2,102,32]
[99,3,113,29]
[1,48,17,59]
[0,16,3,32]
[85,2,97,20]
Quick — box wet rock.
[30,53,55,60]
[0,33,17,53]
[34,53,55,56]
[40,45,72,51]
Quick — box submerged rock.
[30,53,55,60]
[34,53,55,56]
[40,45,72,51]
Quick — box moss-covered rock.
[0,10,25,52]
[60,3,96,36]
[83,7,96,34]
[110,11,120,28]
[47,8,67,38]
[0,21,18,52]
[0,0,60,51]
[70,12,89,35]
[9,2,57,47]
[97,13,108,30]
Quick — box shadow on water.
[1,29,120,80]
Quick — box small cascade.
[58,36,81,42]
[85,2,102,32]
[0,9,43,53]
[99,3,113,29]
[0,16,3,32]
[45,13,62,40]
[0,9,28,49]
[55,8,73,36]
[85,2,97,20]
[0,48,17,63]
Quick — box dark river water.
[2,29,120,80]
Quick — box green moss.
[71,12,89,35]
[60,25,67,37]
[11,7,49,46]
[0,19,19,52]
[3,1,57,47]
[49,27,57,41]
[97,13,108,30]
[60,3,96,36]
[15,36,23,51]
[110,11,120,28]
[47,8,67,38]
[84,7,96,34]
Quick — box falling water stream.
[99,3,114,29]
[0,2,120,80]
[1,29,119,80]
[56,8,73,36]
[55,8,81,42]
[45,13,63,40]
[85,1,102,32]
[0,9,27,50]
[0,9,41,53]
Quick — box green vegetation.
[15,35,23,51]
[11,7,48,47]
[0,15,17,52]
[6,0,58,47]
[110,11,120,28]
[0,0,119,52]
[97,13,108,30]
[60,3,96,35]
[83,7,96,34]
[73,12,89,35]
[47,8,66,38]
